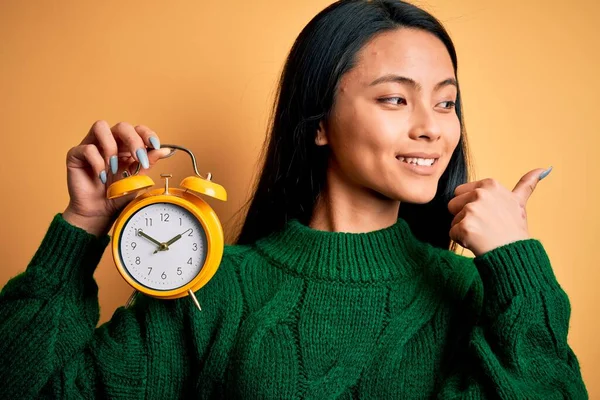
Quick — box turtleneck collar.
[253,217,431,283]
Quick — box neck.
[309,166,400,233]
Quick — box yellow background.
[1,0,597,395]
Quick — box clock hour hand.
[137,230,163,249]
[150,228,193,254]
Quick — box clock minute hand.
[163,228,193,247]
[164,234,182,247]
[151,228,193,254]
[152,234,180,254]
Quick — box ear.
[315,121,328,146]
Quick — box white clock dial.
[118,202,208,291]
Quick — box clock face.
[118,202,208,291]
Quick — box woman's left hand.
[447,168,550,257]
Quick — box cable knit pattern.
[0,214,588,399]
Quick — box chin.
[402,192,437,204]
[384,185,438,204]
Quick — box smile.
[396,156,439,176]
[396,156,437,166]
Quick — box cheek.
[330,109,394,161]
[444,116,461,149]
[329,128,380,173]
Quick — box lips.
[398,157,437,166]
[396,155,439,176]
[395,152,441,159]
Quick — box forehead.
[344,28,455,89]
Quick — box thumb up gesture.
[448,167,553,257]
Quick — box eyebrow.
[368,74,457,91]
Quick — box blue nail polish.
[539,166,553,180]
[149,136,160,150]
[110,155,118,175]
[136,148,150,169]
[99,170,107,184]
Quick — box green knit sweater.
[0,214,588,399]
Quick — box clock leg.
[188,290,202,312]
[125,290,139,308]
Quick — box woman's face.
[318,28,461,204]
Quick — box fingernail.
[110,155,119,175]
[539,166,553,181]
[149,136,160,150]
[136,148,150,169]
[99,170,107,184]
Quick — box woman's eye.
[437,101,456,110]
[379,97,406,105]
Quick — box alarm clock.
[106,144,227,311]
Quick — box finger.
[113,125,162,155]
[111,122,150,170]
[67,144,107,184]
[147,148,173,165]
[82,121,138,172]
[80,120,108,145]
[454,178,503,197]
[119,147,171,167]
[134,124,161,150]
[453,181,480,197]
[512,168,548,206]
[450,205,468,228]
[447,189,479,216]
[81,120,120,175]
[448,220,468,249]
[113,148,172,179]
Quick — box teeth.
[398,157,435,166]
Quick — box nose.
[408,101,442,141]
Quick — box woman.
[0,0,588,398]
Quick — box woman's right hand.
[62,120,171,237]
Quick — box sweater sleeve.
[437,239,589,399]
[0,214,207,399]
[0,214,152,399]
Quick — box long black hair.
[235,0,472,251]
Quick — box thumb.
[512,166,552,205]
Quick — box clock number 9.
[131,242,137,250]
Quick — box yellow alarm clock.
[106,144,226,311]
